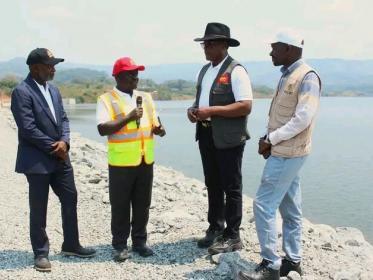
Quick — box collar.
[210,55,229,69]
[33,79,49,91]
[280,59,304,75]
[113,87,135,97]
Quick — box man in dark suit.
[11,48,96,272]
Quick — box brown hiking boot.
[238,259,280,280]
[197,228,224,248]
[34,256,51,272]
[113,248,129,262]
[207,235,243,255]
[280,258,302,276]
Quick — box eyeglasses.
[200,40,225,49]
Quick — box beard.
[46,73,55,81]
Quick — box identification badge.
[284,83,294,95]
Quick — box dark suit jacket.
[11,74,71,174]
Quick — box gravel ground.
[0,107,372,280]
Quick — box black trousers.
[25,163,79,257]
[108,161,153,250]
[198,125,244,239]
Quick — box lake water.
[65,97,373,244]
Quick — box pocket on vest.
[213,84,230,94]
[276,104,295,117]
[111,142,139,153]
[223,131,245,144]
[212,91,235,106]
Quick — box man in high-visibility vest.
[96,57,165,262]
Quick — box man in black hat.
[187,22,253,254]
[11,48,96,272]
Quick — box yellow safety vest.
[99,90,156,167]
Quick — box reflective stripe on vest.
[99,91,155,166]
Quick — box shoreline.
[0,107,372,279]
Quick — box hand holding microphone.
[128,96,143,127]
[135,96,143,128]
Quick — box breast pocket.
[212,84,230,94]
[276,90,298,115]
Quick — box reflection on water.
[65,97,373,244]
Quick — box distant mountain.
[54,68,108,83]
[141,59,373,95]
[1,57,373,96]
[0,57,29,78]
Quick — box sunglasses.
[200,40,225,49]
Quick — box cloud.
[32,5,73,19]
[2,0,373,63]
[318,0,355,14]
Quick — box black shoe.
[113,248,129,262]
[280,258,302,276]
[34,256,51,272]
[197,228,224,248]
[237,259,280,280]
[61,245,96,258]
[132,244,154,257]
[207,235,243,255]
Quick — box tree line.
[0,75,273,103]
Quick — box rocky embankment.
[0,107,372,280]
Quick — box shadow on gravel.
[129,238,208,265]
[0,250,34,270]
[184,256,257,280]
[0,245,114,270]
[185,268,219,280]
[54,244,114,264]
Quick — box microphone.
[136,96,142,128]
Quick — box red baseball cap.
[112,57,145,76]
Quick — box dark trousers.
[109,161,153,250]
[198,125,244,239]
[25,163,79,257]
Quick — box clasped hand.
[187,107,211,122]
[258,137,271,159]
[51,141,68,161]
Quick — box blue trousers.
[25,163,79,257]
[253,155,307,270]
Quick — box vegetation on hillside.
[0,75,19,96]
[0,67,366,103]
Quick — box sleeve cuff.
[268,131,281,146]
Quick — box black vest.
[195,56,250,149]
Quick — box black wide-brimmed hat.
[194,22,240,47]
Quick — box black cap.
[26,48,64,66]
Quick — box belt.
[200,121,211,128]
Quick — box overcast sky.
[1,0,372,65]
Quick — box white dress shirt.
[33,80,57,122]
[197,55,253,109]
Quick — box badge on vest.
[217,73,230,85]
[284,83,294,95]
